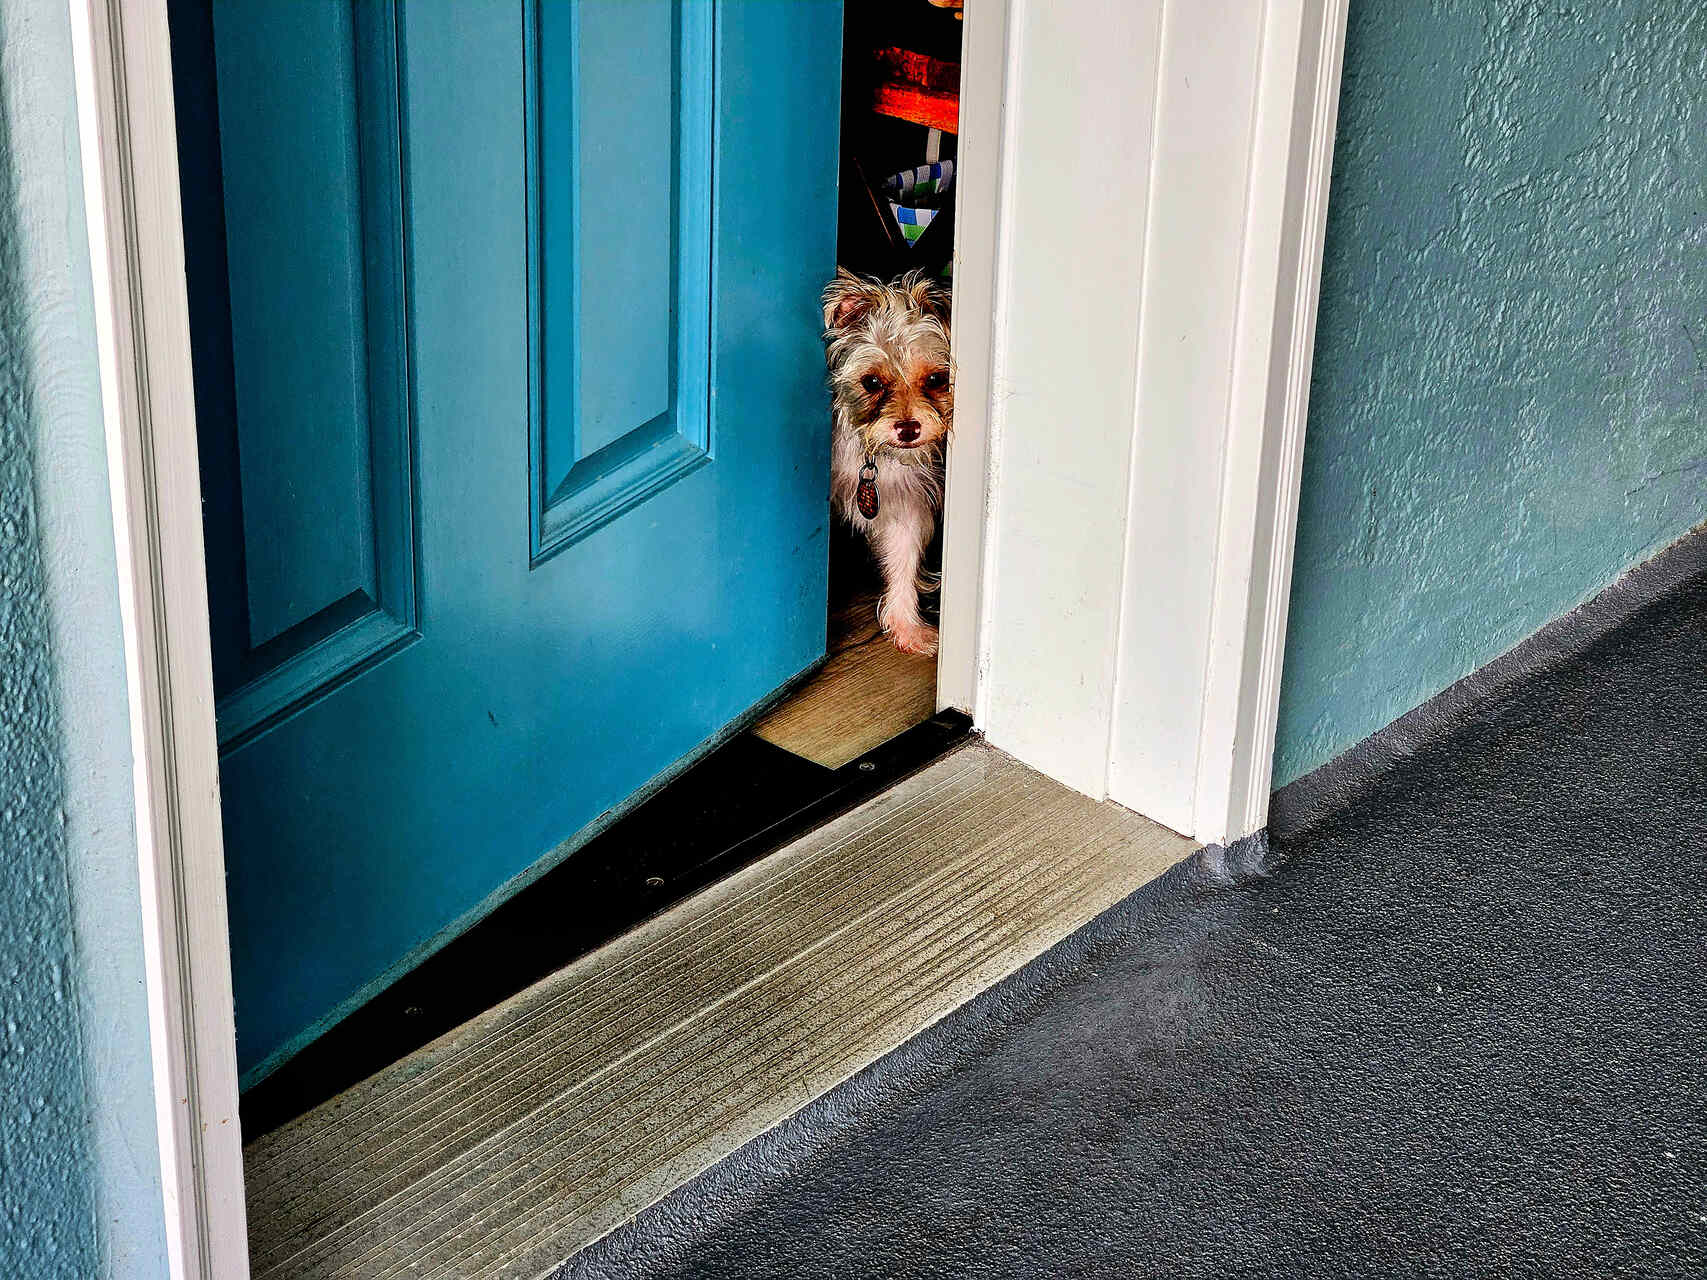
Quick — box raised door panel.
[216,1,371,644]
[530,0,712,560]
[206,0,416,743]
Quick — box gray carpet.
[566,565,1707,1278]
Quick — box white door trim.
[75,0,1347,1268]
[936,0,1011,713]
[67,0,250,1276]
[943,0,1348,845]
[1181,0,1351,843]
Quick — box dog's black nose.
[896,421,921,443]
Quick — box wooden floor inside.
[754,585,938,769]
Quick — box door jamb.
[73,0,1349,1271]
[935,0,1008,713]
[939,0,1349,846]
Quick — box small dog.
[821,268,952,656]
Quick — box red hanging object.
[856,458,880,519]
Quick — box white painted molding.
[968,0,1348,845]
[67,0,251,1276]
[936,0,1011,714]
[973,0,1166,792]
[1107,0,1350,843]
[1204,0,1351,842]
[1104,1,1268,838]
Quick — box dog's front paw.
[888,619,939,656]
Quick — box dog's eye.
[923,370,950,391]
[860,374,885,394]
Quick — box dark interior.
[749,1,967,770]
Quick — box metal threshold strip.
[243,741,1197,1278]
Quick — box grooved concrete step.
[243,741,1195,1278]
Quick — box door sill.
[242,740,1196,1276]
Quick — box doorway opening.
[754,0,965,770]
[86,0,1342,1262]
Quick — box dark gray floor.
[568,567,1707,1279]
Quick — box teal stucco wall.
[1275,0,1707,786]
[0,0,167,1274]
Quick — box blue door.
[174,1,842,1080]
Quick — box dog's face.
[822,268,952,464]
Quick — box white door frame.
[71,0,1346,1273]
[68,0,249,1275]
[941,0,1348,847]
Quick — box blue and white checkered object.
[884,161,955,247]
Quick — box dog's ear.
[902,270,952,329]
[822,268,883,333]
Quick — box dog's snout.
[896,420,921,443]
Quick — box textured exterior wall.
[0,0,167,1274]
[1275,0,1707,786]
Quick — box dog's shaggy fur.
[822,268,952,655]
